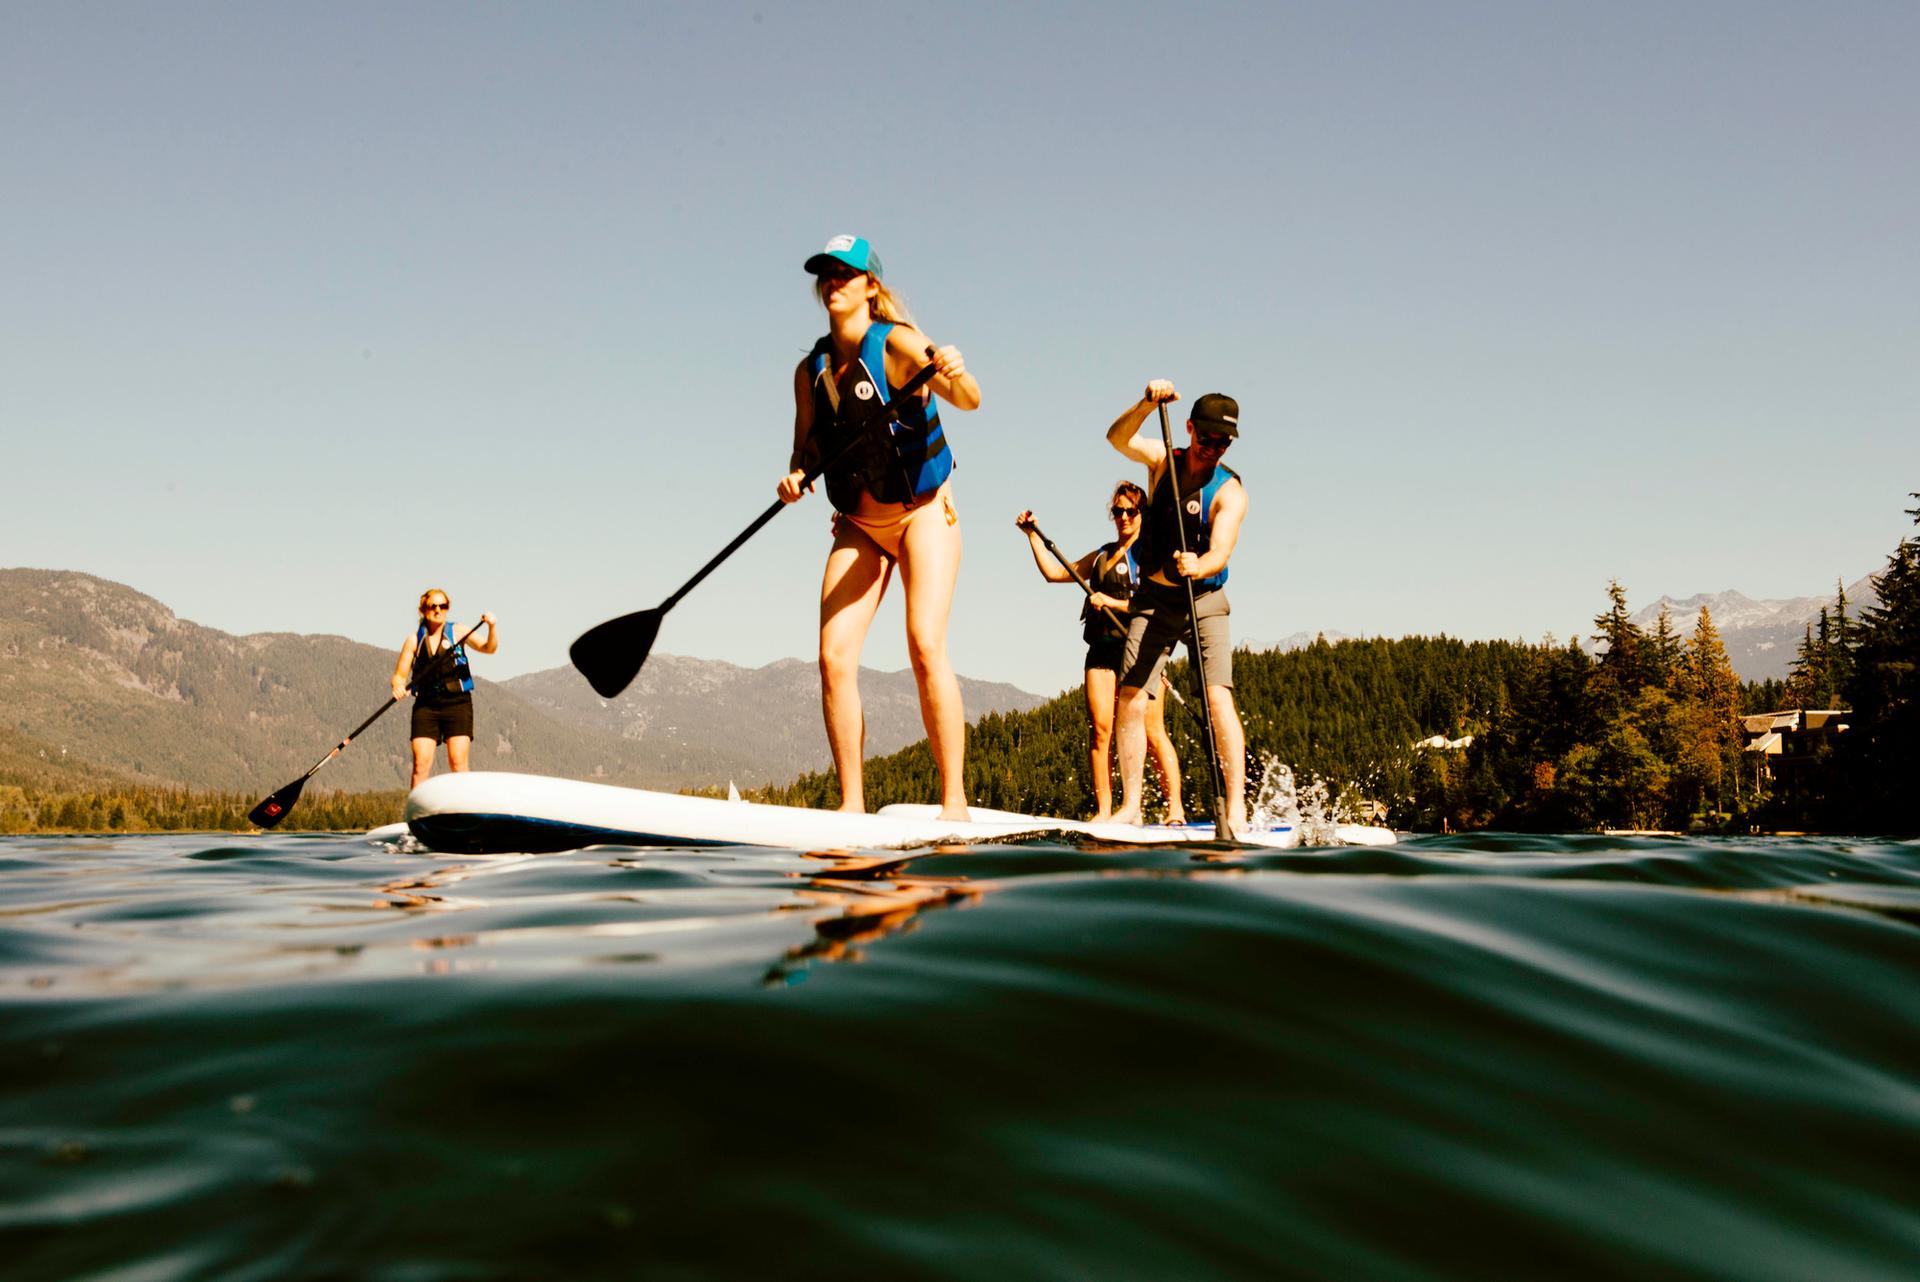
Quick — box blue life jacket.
[411,621,474,698]
[1082,541,1139,643]
[1137,452,1240,592]
[806,321,953,513]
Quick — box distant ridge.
[0,570,1044,793]
[1239,575,1878,683]
[1629,576,1878,682]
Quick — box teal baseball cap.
[804,234,883,279]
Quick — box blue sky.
[5,2,1915,696]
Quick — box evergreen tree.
[1648,604,1684,690]
[1840,496,1920,832]
[1592,580,1648,716]
[1678,606,1743,816]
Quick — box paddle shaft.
[1026,521,1128,635]
[655,349,943,616]
[299,617,491,781]
[1155,402,1234,839]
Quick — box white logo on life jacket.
[854,380,876,401]
[1186,498,1201,515]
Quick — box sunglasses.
[422,602,449,611]
[1109,506,1139,518]
[1196,433,1233,451]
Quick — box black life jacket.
[1081,541,1139,643]
[410,622,473,701]
[1135,451,1239,591]
[804,321,953,514]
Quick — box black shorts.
[1084,634,1129,674]
[410,698,474,745]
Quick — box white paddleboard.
[403,771,1303,855]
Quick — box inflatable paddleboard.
[403,771,1304,855]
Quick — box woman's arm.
[467,613,499,655]
[777,361,816,504]
[1013,510,1072,582]
[888,326,980,411]
[391,639,416,700]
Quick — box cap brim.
[804,251,863,276]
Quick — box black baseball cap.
[1190,393,1239,437]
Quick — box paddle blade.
[570,608,663,698]
[248,777,307,829]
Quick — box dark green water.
[3,831,1918,1280]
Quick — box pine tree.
[1649,604,1684,690]
[1592,580,1648,714]
[1840,495,1920,832]
[1679,606,1743,816]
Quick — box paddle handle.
[660,350,944,615]
[1155,402,1234,839]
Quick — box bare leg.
[1111,684,1152,825]
[1145,689,1185,823]
[1207,685,1247,829]
[897,496,968,820]
[409,738,437,791]
[819,522,892,813]
[446,735,472,773]
[1084,666,1117,821]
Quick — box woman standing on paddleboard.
[1016,484,1185,824]
[391,589,497,790]
[777,235,981,819]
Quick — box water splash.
[1248,755,1375,845]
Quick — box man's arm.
[1173,480,1249,581]
[1107,379,1179,470]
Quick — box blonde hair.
[418,588,450,613]
[813,273,916,326]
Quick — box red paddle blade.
[248,777,307,829]
[569,608,663,698]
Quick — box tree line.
[0,784,403,834]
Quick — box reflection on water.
[3,830,1919,1281]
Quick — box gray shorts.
[1119,584,1232,692]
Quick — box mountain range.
[0,569,1044,794]
[1245,577,1877,684]
[1628,576,1878,682]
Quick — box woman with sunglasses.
[776,235,981,820]
[1015,484,1185,824]
[390,590,498,790]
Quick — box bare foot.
[1108,807,1143,826]
[1164,811,1188,826]
[836,802,865,815]
[1091,810,1113,824]
[937,804,971,822]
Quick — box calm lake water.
[4,830,1919,1280]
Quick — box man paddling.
[1105,381,1249,831]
